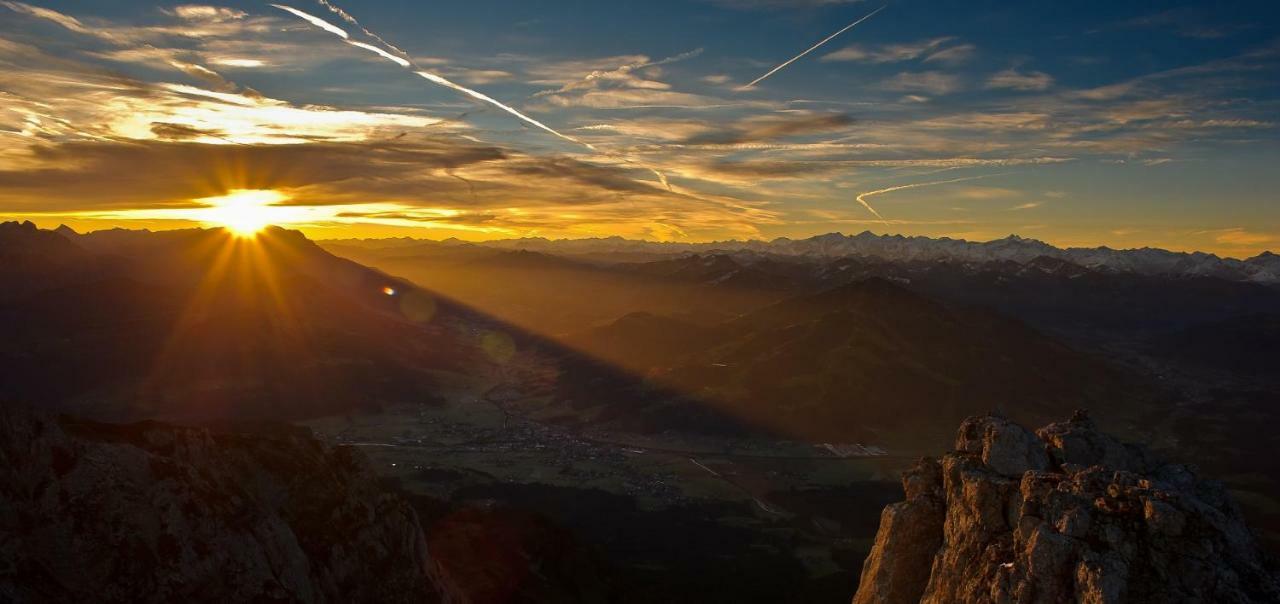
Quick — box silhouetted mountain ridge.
[0,222,509,421]
[324,231,1279,282]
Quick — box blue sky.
[1,0,1277,255]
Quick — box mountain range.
[328,231,1280,283]
[3,220,1279,601]
[0,221,512,421]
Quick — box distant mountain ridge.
[325,231,1280,283]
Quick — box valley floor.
[303,376,913,602]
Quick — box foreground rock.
[0,407,438,603]
[853,412,1280,604]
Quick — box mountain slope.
[564,279,1148,447]
[323,242,790,335]
[0,223,504,421]
[0,406,438,603]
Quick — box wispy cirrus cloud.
[881,71,962,95]
[821,36,955,63]
[986,68,1054,91]
[681,113,854,145]
[705,0,863,9]
[1,0,1277,248]
[923,43,976,65]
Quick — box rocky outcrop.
[0,407,439,603]
[853,412,1280,604]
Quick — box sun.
[198,189,287,236]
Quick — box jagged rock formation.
[0,407,438,603]
[854,412,1280,604]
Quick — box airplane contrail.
[739,5,886,90]
[272,3,348,38]
[412,70,597,150]
[854,174,1001,222]
[347,40,410,67]
[315,0,412,61]
[273,2,685,190]
[270,4,596,151]
[276,1,686,189]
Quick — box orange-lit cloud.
[0,1,1276,254]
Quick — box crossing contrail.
[739,5,886,90]
[270,3,687,189]
[315,0,412,62]
[855,174,1001,222]
[272,3,348,38]
[412,70,596,150]
[270,4,595,150]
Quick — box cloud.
[524,52,756,113]
[0,40,439,145]
[452,69,513,85]
[0,22,772,238]
[0,138,504,209]
[0,134,779,239]
[1212,228,1276,246]
[210,57,267,68]
[167,5,247,22]
[682,113,855,145]
[3,0,1276,243]
[821,37,954,63]
[924,44,976,65]
[705,0,863,9]
[986,68,1054,91]
[538,88,736,110]
[1070,81,1142,101]
[532,48,703,98]
[693,159,852,182]
[1008,201,1042,210]
[881,71,961,95]
[0,1,92,35]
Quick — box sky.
[0,0,1277,256]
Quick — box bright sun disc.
[198,189,287,236]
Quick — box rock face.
[853,412,1280,604]
[0,407,438,603]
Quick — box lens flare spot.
[382,286,397,296]
[480,330,516,364]
[398,291,436,323]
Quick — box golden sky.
[1,1,1278,257]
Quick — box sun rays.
[199,189,286,236]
